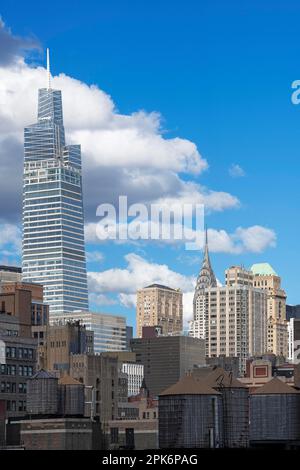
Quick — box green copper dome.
[250,263,277,276]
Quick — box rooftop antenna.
[205,224,208,245]
[46,48,51,90]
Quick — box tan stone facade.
[70,353,120,423]
[253,274,288,357]
[136,284,183,338]
[36,322,94,374]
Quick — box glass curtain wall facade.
[22,87,89,317]
[50,311,127,353]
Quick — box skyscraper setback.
[22,51,89,317]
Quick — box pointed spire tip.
[46,48,51,90]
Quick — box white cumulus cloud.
[88,252,196,323]
[0,56,241,223]
[229,164,246,178]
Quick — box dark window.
[125,428,135,449]
[110,427,119,444]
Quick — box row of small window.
[0,364,34,377]
[24,208,83,220]
[24,196,82,207]
[6,347,34,360]
[6,400,26,412]
[0,382,27,394]
[50,341,67,348]
[142,411,157,419]
[5,330,18,337]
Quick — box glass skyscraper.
[22,58,89,317]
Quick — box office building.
[54,311,127,353]
[99,351,143,397]
[251,263,288,357]
[0,281,49,372]
[225,265,253,287]
[189,230,217,340]
[0,281,49,337]
[130,335,205,397]
[121,362,144,397]
[22,50,88,317]
[0,287,37,418]
[70,353,121,421]
[205,284,267,373]
[37,321,94,374]
[136,284,183,338]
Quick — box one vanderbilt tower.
[22,50,89,318]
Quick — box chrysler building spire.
[194,227,217,295]
[189,228,217,339]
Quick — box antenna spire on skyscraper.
[46,48,51,90]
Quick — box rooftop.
[58,375,82,386]
[31,369,57,380]
[144,284,179,291]
[194,367,247,389]
[251,377,300,395]
[250,263,278,276]
[0,265,22,273]
[159,374,221,396]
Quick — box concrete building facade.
[37,321,94,374]
[130,335,205,397]
[70,353,120,424]
[0,287,37,418]
[251,263,288,357]
[121,362,144,397]
[205,285,267,374]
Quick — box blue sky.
[0,0,299,330]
